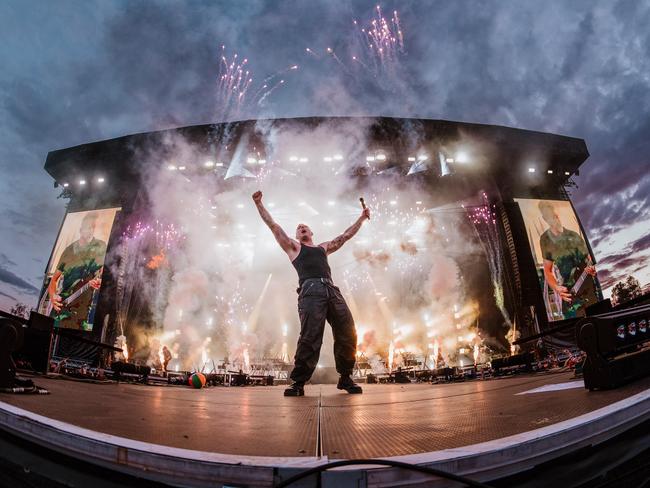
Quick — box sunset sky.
[1,0,649,309]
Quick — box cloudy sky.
[0,0,649,310]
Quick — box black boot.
[284,382,305,396]
[337,376,362,394]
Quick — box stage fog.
[109,119,512,372]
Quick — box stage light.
[418,154,428,161]
[324,156,332,162]
[216,162,224,167]
[63,182,69,188]
[289,156,298,162]
[246,157,257,164]
[366,156,375,162]
[376,153,386,161]
[211,205,217,209]
[528,167,536,173]
[390,200,397,205]
[79,179,86,185]
[258,159,267,165]
[456,151,470,163]
[445,157,455,163]
[204,160,215,168]
[178,166,186,171]
[168,164,177,171]
[416,200,422,205]
[236,203,244,209]
[327,200,336,206]
[97,177,105,183]
[407,156,416,162]
[565,171,571,176]
[268,202,275,208]
[547,170,553,174]
[333,154,343,160]
[299,157,308,163]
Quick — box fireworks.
[467,193,514,350]
[216,46,298,121]
[302,5,407,91]
[352,6,404,76]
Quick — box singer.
[252,191,370,396]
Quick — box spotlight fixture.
[407,156,416,162]
[97,177,105,183]
[178,166,186,171]
[333,154,343,161]
[168,164,177,171]
[246,157,257,164]
[376,153,386,161]
[79,179,86,185]
[289,156,298,162]
[445,158,455,163]
[564,171,571,176]
[299,157,308,163]
[547,170,553,174]
[366,156,375,162]
[417,154,428,161]
[528,167,536,173]
[204,160,215,168]
[323,156,332,162]
[258,159,267,165]
[216,162,224,167]
[63,182,69,188]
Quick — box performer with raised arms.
[252,191,370,396]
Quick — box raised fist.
[252,191,263,203]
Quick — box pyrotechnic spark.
[351,5,405,82]
[216,46,297,120]
[466,193,513,345]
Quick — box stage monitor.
[514,198,599,322]
[38,208,120,331]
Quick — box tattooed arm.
[321,207,370,255]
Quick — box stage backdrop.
[38,208,120,331]
[514,198,599,322]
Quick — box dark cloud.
[0,264,39,293]
[0,290,17,301]
[0,253,17,267]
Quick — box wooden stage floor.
[2,371,649,460]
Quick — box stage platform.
[1,371,650,487]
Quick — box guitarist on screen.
[538,201,597,319]
[44,212,106,329]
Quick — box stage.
[1,372,649,486]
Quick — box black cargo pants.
[290,278,357,384]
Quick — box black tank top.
[291,244,332,285]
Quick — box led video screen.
[38,208,120,330]
[515,198,599,322]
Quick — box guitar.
[553,256,595,318]
[40,268,103,328]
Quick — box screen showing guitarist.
[45,212,106,329]
[538,201,597,319]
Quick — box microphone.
[359,197,370,220]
